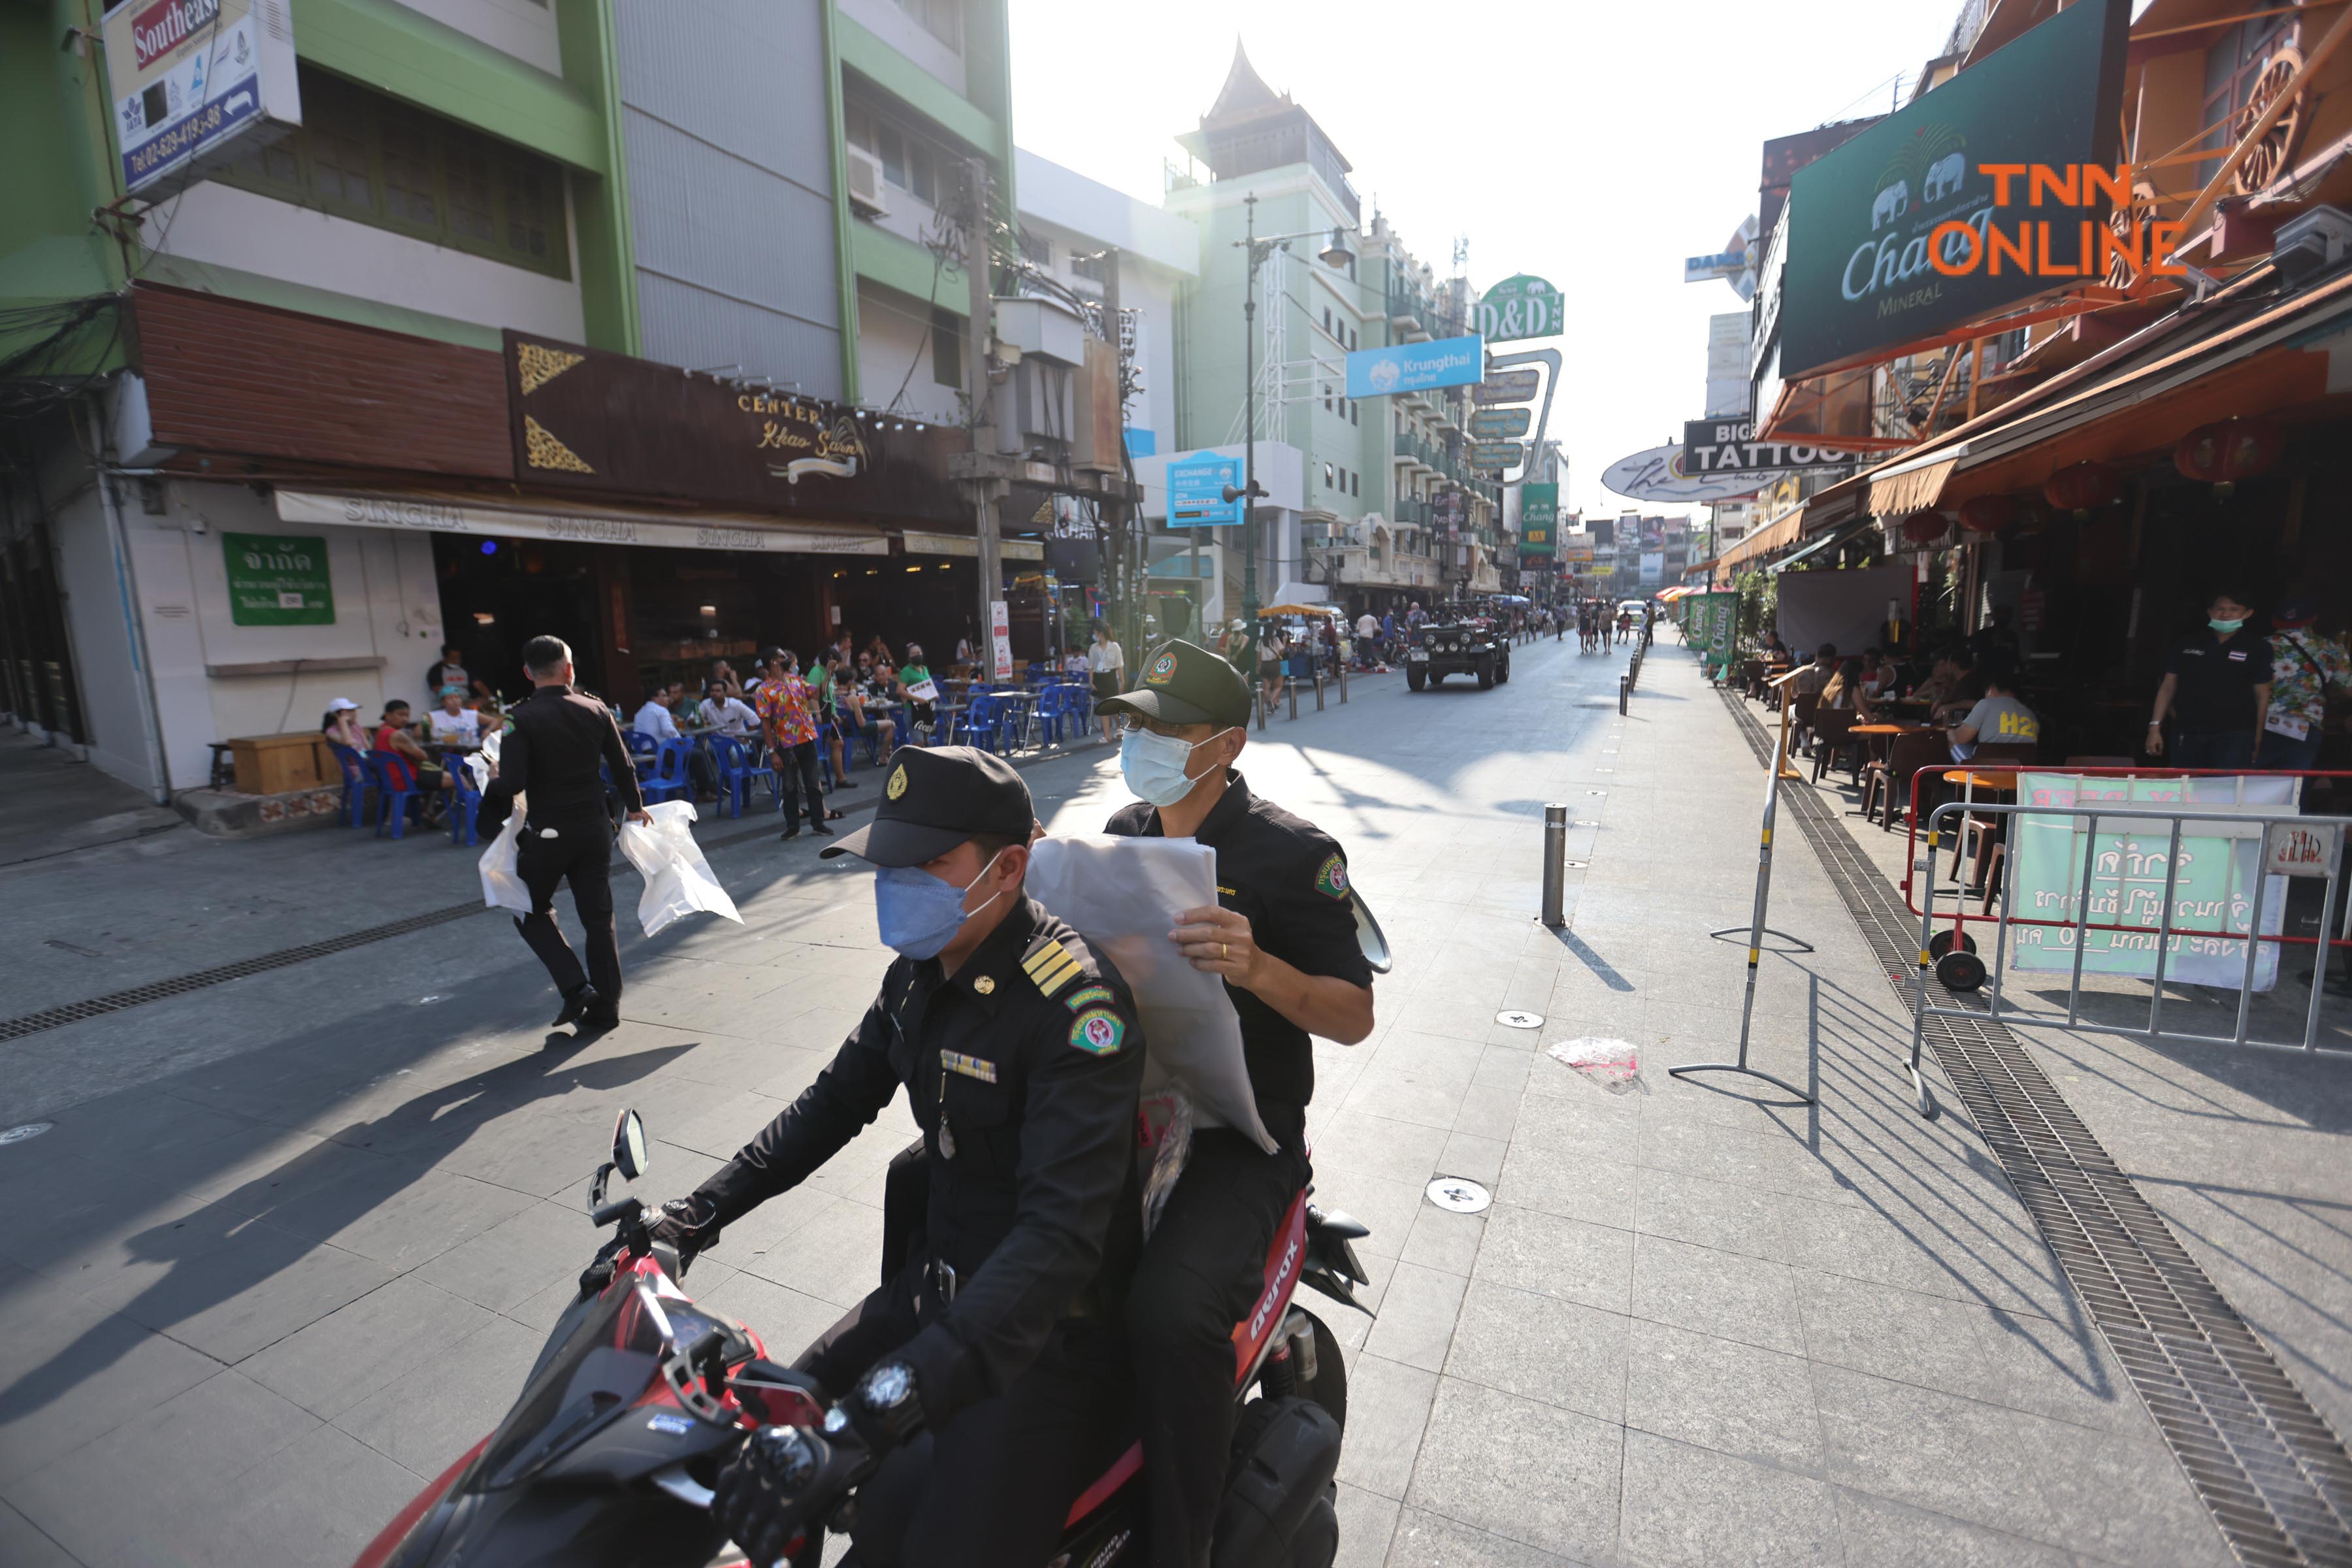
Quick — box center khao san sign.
[1778,0,2129,380]
[502,333,964,523]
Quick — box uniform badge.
[1064,984,1115,1013]
[886,764,909,800]
[1146,651,1179,684]
[1070,1008,1126,1055]
[1314,852,1350,900]
[973,975,996,995]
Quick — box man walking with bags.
[480,636,649,1035]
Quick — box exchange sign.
[1469,407,1531,440]
[1167,452,1243,528]
[1476,275,1565,342]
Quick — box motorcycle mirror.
[1349,890,1392,975]
[613,1109,649,1183]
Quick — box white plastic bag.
[1547,1036,1646,1095]
[617,800,743,936]
[1026,835,1273,1152]
[466,727,500,794]
[478,789,532,913]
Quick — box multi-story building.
[1160,44,1496,620]
[0,0,1050,804]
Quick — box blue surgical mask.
[2209,617,2244,634]
[1120,727,1235,808]
[874,851,1007,960]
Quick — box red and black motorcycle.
[353,1108,1372,1568]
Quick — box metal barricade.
[1904,791,2352,1118]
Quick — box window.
[1351,470,1360,497]
[1350,400,1358,427]
[1020,229,1051,267]
[216,65,570,278]
[1324,462,1336,489]
[932,306,962,388]
[1071,248,1107,284]
[911,142,936,204]
[877,123,907,187]
[893,0,961,49]
[1323,306,1332,335]
[2201,14,2296,189]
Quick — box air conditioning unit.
[845,144,889,217]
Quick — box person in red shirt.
[372,700,443,824]
[757,649,831,840]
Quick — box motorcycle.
[353,1108,1374,1568]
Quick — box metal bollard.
[1315,675,1326,711]
[1287,679,1299,721]
[1618,674,1629,714]
[1541,803,1568,928]
[1340,662,1348,703]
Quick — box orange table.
[1940,769,2018,883]
[1940,769,2017,792]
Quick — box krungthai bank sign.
[1778,0,2127,380]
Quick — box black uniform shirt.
[2166,628,2274,735]
[483,684,642,825]
[696,896,1141,1425]
[1105,770,1372,1113]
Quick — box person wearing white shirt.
[1089,623,1126,742]
[702,682,758,740]
[634,685,683,743]
[427,687,481,746]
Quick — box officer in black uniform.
[1096,640,1376,1568]
[479,635,648,1033]
[659,745,1145,1568]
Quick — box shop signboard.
[223,531,333,625]
[1603,442,1775,504]
[1469,441,1523,472]
[1640,551,1664,587]
[1344,334,1484,400]
[503,333,966,525]
[990,599,1014,681]
[1469,407,1530,440]
[1475,275,1565,342]
[274,489,895,556]
[1561,539,1594,564]
[1688,590,1739,677]
[2008,772,2293,989]
[1167,452,1243,528]
[1780,0,2129,380]
[1473,370,1541,406]
[1680,418,1865,475]
[1519,519,1554,555]
[1520,483,1558,531]
[103,0,302,194]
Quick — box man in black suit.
[481,635,650,1033]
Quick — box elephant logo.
[1367,357,1401,393]
[1923,152,1966,203]
[1871,180,1910,231]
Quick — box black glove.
[646,1194,723,1275]
[713,1420,872,1567]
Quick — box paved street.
[0,637,2307,1567]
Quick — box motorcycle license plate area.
[1409,649,1428,661]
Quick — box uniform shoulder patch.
[1069,1007,1126,1055]
[1313,851,1350,900]
[1022,938,1084,998]
[1064,984,1115,1013]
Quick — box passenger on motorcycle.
[651,745,1145,1568]
[1096,640,1377,1568]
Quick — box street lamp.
[1226,192,1358,717]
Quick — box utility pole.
[1098,246,1138,655]
[962,156,1002,674]
[1241,193,1261,691]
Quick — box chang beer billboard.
[1475,276,1564,342]
[1518,483,1558,556]
[102,0,302,193]
[1779,0,2129,379]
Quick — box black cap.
[821,746,1034,866]
[1098,638,1252,728]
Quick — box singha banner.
[502,333,966,524]
[1778,0,2128,380]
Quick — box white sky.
[1009,0,1960,519]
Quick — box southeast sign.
[1345,335,1484,400]
[1680,419,1865,475]
[1476,275,1564,342]
[103,0,303,194]
[1468,407,1530,440]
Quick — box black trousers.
[1128,1102,1310,1568]
[514,811,621,1003]
[794,1263,1132,1568]
[777,738,825,830]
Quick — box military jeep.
[1406,617,1511,691]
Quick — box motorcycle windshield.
[476,1281,674,1490]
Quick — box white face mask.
[1119,726,1237,808]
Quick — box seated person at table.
[703,679,759,740]
[895,644,938,730]
[373,701,446,823]
[427,686,481,747]
[1913,647,1974,719]
[828,653,896,762]
[632,681,721,800]
[322,697,368,757]
[1948,670,2038,761]
[1819,659,1876,723]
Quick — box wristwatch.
[854,1360,925,1446]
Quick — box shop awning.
[1713,507,1805,572]
[276,489,893,555]
[1765,513,1877,575]
[1865,457,1955,517]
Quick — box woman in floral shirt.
[2261,598,2351,772]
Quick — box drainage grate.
[1719,685,2352,1567]
[0,902,483,1042]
